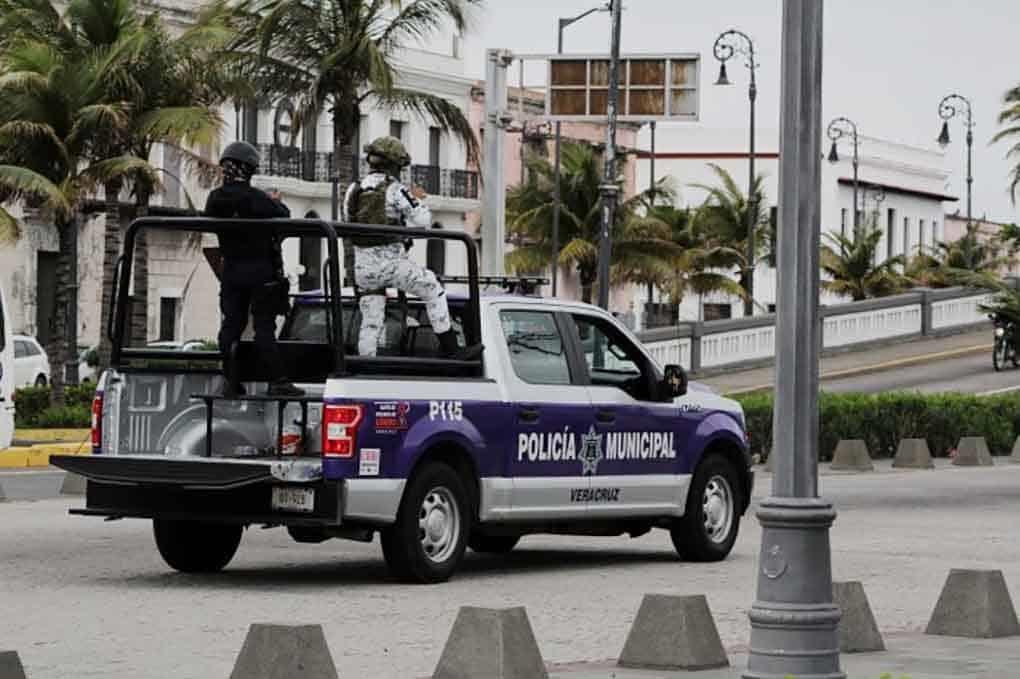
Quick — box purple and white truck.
[53,217,753,584]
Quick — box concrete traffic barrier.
[617,594,728,671]
[0,651,27,679]
[59,473,86,496]
[832,581,885,653]
[951,436,994,467]
[433,607,547,679]
[829,440,874,472]
[892,438,934,469]
[229,624,338,679]
[1011,436,1020,463]
[925,569,1020,638]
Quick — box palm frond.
[370,87,479,167]
[0,164,70,215]
[0,206,21,244]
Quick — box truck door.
[566,312,694,518]
[0,284,12,450]
[498,309,591,520]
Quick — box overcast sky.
[460,0,1020,224]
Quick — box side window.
[26,341,42,357]
[14,340,27,359]
[499,310,571,385]
[571,314,654,400]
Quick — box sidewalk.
[550,632,1020,678]
[701,328,990,395]
[0,428,90,468]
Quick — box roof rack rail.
[439,275,549,296]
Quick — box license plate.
[271,486,315,513]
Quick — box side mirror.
[661,364,688,399]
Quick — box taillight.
[322,404,363,458]
[91,393,103,453]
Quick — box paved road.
[822,349,1020,394]
[2,460,1019,679]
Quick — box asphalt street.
[2,460,1019,679]
[821,348,1020,395]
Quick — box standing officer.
[205,141,303,397]
[343,136,481,360]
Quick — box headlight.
[996,327,1006,337]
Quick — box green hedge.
[14,384,95,428]
[735,391,1020,461]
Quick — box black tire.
[34,374,47,387]
[381,462,470,583]
[153,519,242,573]
[670,453,742,562]
[468,533,520,554]
[994,337,1007,372]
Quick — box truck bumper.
[51,454,342,526]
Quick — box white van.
[0,282,13,449]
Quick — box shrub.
[14,384,95,428]
[32,405,90,429]
[735,391,1020,461]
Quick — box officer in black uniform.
[205,141,303,397]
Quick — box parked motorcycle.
[991,314,1018,371]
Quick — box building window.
[159,297,178,342]
[703,303,732,321]
[273,100,295,147]
[903,217,910,256]
[389,120,405,141]
[886,208,896,259]
[932,220,939,245]
[918,219,926,253]
[242,102,259,144]
[428,127,441,167]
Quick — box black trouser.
[218,261,282,383]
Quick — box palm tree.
[689,163,768,316]
[993,83,1020,204]
[504,142,679,304]
[0,36,158,404]
[906,223,1008,289]
[199,0,481,183]
[820,226,907,301]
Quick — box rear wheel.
[381,462,469,583]
[468,533,520,554]
[153,519,242,573]
[994,337,1008,372]
[670,454,741,562]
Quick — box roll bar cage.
[109,217,482,377]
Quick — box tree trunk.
[332,104,358,186]
[580,272,595,305]
[48,217,77,407]
[64,215,80,385]
[129,197,150,348]
[98,182,123,370]
[741,268,754,317]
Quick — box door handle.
[596,409,616,424]
[518,407,540,423]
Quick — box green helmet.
[364,136,411,170]
[220,140,260,169]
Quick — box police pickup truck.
[53,218,752,584]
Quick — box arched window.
[274,100,297,147]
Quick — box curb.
[0,442,89,468]
[724,343,990,396]
[14,428,90,443]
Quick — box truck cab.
[53,217,752,583]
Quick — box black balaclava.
[222,158,255,185]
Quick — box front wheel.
[153,519,242,573]
[381,462,470,583]
[994,337,1008,372]
[670,454,741,562]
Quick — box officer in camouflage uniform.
[343,136,480,360]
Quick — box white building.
[635,124,957,321]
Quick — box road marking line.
[977,384,1020,396]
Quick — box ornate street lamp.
[937,93,974,226]
[826,116,860,237]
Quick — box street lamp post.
[937,93,974,227]
[826,117,860,239]
[744,1,843,678]
[551,3,611,297]
[713,28,758,317]
[596,0,622,311]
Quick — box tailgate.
[51,454,341,526]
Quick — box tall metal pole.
[596,0,622,310]
[649,121,656,198]
[938,94,974,227]
[745,0,843,677]
[552,23,564,297]
[483,49,511,276]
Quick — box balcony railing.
[258,144,479,200]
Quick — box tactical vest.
[348,176,403,247]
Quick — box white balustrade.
[823,304,922,348]
[644,338,692,370]
[931,293,994,330]
[700,325,775,368]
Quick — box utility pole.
[596,0,622,310]
[744,1,843,677]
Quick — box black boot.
[437,330,483,361]
[267,379,305,398]
[220,342,246,397]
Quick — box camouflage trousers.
[354,243,451,356]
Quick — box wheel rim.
[418,485,461,564]
[702,475,734,545]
